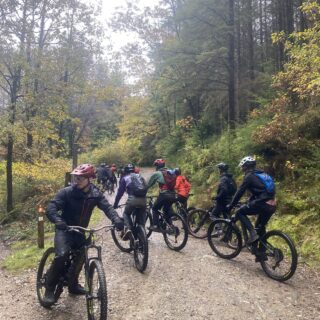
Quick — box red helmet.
[153,159,165,168]
[71,164,96,178]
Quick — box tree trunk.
[228,0,236,130]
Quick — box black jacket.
[46,184,119,227]
[215,173,237,204]
[229,169,275,208]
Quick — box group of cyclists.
[42,155,277,305]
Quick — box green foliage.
[0,159,70,224]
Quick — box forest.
[0,0,319,267]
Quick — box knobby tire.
[87,259,108,320]
[133,225,149,273]
[36,247,63,308]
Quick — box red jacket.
[175,175,191,198]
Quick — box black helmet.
[216,162,229,172]
[124,163,135,173]
[174,167,181,175]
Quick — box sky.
[101,0,159,51]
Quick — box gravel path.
[0,168,319,320]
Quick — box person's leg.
[44,230,72,302]
[152,194,165,228]
[67,233,86,294]
[234,204,259,244]
[162,193,177,224]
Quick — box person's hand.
[113,218,124,231]
[55,220,68,230]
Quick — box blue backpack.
[255,172,275,194]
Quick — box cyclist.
[147,159,177,232]
[109,164,118,188]
[96,163,111,187]
[174,167,191,210]
[211,162,237,219]
[44,164,123,305]
[226,156,276,248]
[113,164,147,240]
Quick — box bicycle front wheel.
[163,213,188,251]
[87,259,108,320]
[36,247,63,308]
[133,225,149,273]
[207,219,242,259]
[187,209,211,239]
[111,228,132,253]
[260,230,298,281]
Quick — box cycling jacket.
[175,175,191,198]
[46,184,119,227]
[215,173,237,204]
[229,169,275,208]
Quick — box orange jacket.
[175,175,191,198]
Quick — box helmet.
[100,163,106,167]
[153,159,165,168]
[238,156,256,168]
[216,162,229,171]
[174,167,181,175]
[71,164,96,178]
[124,163,135,173]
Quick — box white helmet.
[238,156,256,168]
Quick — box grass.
[0,208,105,273]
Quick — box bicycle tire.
[163,213,188,251]
[36,247,63,308]
[145,209,153,239]
[207,219,242,259]
[133,225,149,273]
[87,259,108,320]
[260,230,298,282]
[111,228,132,253]
[187,209,211,239]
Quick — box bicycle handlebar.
[68,225,113,233]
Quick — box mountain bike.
[207,216,298,281]
[111,205,149,272]
[146,196,188,251]
[36,224,112,319]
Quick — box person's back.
[147,159,178,232]
[212,163,236,219]
[114,164,147,240]
[174,168,191,209]
[228,156,276,250]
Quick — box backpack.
[130,173,148,197]
[161,170,177,191]
[255,172,275,194]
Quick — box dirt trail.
[0,168,319,320]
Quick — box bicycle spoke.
[260,230,297,281]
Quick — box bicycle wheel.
[111,228,132,253]
[133,225,148,273]
[187,209,211,239]
[163,213,188,251]
[36,247,63,308]
[207,219,242,259]
[260,230,298,281]
[145,209,153,239]
[87,259,108,320]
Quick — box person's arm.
[114,178,126,208]
[174,176,181,193]
[146,171,163,189]
[97,194,123,229]
[215,177,228,201]
[46,189,68,224]
[229,176,250,208]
